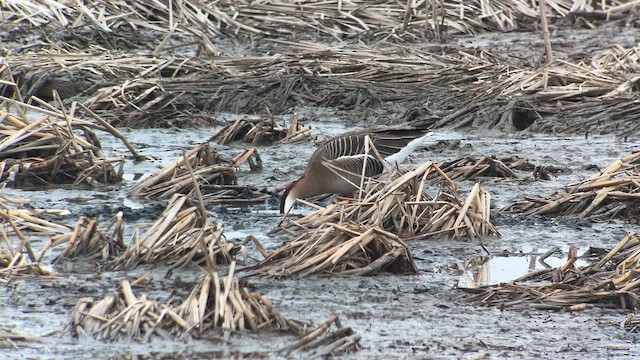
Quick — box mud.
[4,108,640,359]
[3,14,640,360]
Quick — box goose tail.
[384,131,433,165]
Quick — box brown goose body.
[280,127,431,213]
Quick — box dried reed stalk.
[0,326,40,349]
[178,262,302,334]
[281,315,361,356]
[505,152,640,221]
[277,161,499,241]
[460,231,640,312]
[3,0,629,41]
[129,143,261,202]
[435,156,530,180]
[70,269,303,341]
[42,213,126,263]
[211,113,312,146]
[252,223,418,277]
[107,194,235,270]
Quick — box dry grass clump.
[505,152,640,222]
[178,262,302,333]
[70,280,182,341]
[278,161,499,241]
[252,223,418,277]
[281,315,361,357]
[42,214,126,264]
[591,44,640,73]
[0,191,68,282]
[0,64,126,186]
[0,106,124,186]
[70,265,302,341]
[459,231,640,312]
[107,194,235,270]
[211,113,312,146]
[129,143,261,202]
[0,326,40,349]
[435,156,532,180]
[2,0,631,42]
[624,313,640,332]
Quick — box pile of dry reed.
[624,313,640,332]
[3,0,632,43]
[70,264,302,341]
[0,191,70,282]
[0,103,124,187]
[281,315,360,357]
[0,326,39,349]
[0,63,130,186]
[129,144,269,206]
[107,194,235,270]
[3,1,639,135]
[460,231,640,312]
[211,113,312,145]
[4,38,638,134]
[505,152,640,221]
[252,223,418,277]
[497,59,636,102]
[424,44,640,134]
[42,213,126,264]
[435,156,533,180]
[178,262,302,333]
[278,161,499,241]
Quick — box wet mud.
[2,9,640,359]
[4,110,640,358]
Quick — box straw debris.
[43,213,127,264]
[624,314,640,333]
[281,315,361,357]
[435,156,533,180]
[505,152,640,221]
[211,113,312,146]
[107,194,235,270]
[252,223,418,277]
[278,161,499,241]
[70,266,302,341]
[0,64,126,186]
[0,326,40,349]
[0,106,124,186]
[459,231,640,312]
[129,143,263,203]
[0,191,69,282]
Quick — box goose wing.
[322,154,385,178]
[313,128,430,161]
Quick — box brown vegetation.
[460,231,640,311]
[505,152,640,222]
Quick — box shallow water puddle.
[449,247,590,288]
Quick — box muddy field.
[3,118,639,359]
[2,1,640,359]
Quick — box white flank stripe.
[384,131,433,165]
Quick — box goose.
[280,127,433,214]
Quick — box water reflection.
[451,247,590,288]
